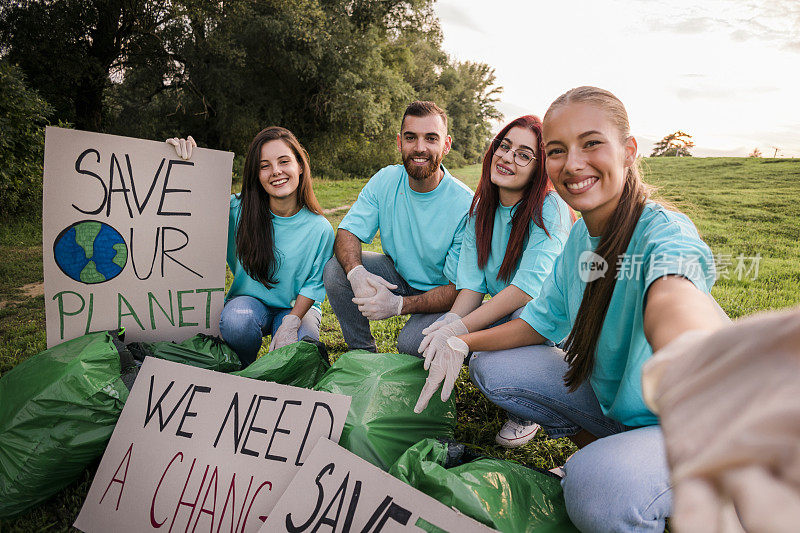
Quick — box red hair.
[471,115,573,282]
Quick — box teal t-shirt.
[338,164,474,291]
[520,202,716,427]
[456,192,573,298]
[226,195,334,311]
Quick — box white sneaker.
[495,419,540,448]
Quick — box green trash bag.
[313,351,456,471]
[128,333,241,372]
[232,339,330,388]
[0,330,136,518]
[389,439,579,533]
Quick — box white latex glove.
[642,308,800,533]
[269,314,301,351]
[166,136,197,160]
[419,314,468,355]
[346,265,398,299]
[352,285,403,320]
[414,336,468,413]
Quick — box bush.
[0,61,52,219]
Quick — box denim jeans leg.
[468,344,625,439]
[219,296,275,366]
[561,425,671,533]
[323,252,415,352]
[271,307,322,343]
[397,312,446,357]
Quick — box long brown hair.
[235,126,323,288]
[544,87,651,392]
[471,115,569,282]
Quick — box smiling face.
[398,114,451,182]
[543,102,637,233]
[490,126,538,205]
[258,139,301,204]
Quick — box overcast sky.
[434,0,800,157]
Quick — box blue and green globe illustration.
[53,220,127,284]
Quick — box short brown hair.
[401,101,448,132]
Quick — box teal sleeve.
[519,252,572,344]
[443,211,469,285]
[299,222,335,303]
[643,220,716,296]
[510,195,572,298]
[338,171,382,244]
[226,195,240,271]
[455,217,487,293]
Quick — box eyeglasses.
[493,139,536,167]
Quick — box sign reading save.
[42,127,234,347]
[261,439,496,533]
[74,358,351,533]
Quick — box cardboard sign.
[260,439,496,533]
[43,127,234,347]
[74,358,351,533]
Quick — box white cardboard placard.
[74,357,351,533]
[43,126,233,347]
[260,438,496,532]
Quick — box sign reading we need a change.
[74,357,351,533]
[43,127,233,347]
[261,438,496,533]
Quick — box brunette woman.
[168,127,333,366]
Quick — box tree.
[650,131,695,157]
[0,60,52,218]
[0,0,170,131]
[749,148,762,157]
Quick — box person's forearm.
[460,318,546,352]
[289,295,315,319]
[644,276,725,352]
[462,285,532,332]
[402,283,458,314]
[333,229,363,273]
[449,289,484,318]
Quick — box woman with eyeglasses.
[414,115,574,448]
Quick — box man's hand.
[642,308,800,532]
[352,285,403,320]
[269,314,301,351]
[414,336,468,413]
[166,136,197,160]
[346,265,397,299]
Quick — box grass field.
[1,157,799,530]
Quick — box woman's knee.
[561,431,671,533]
[219,299,264,346]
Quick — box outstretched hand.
[166,136,197,160]
[414,336,468,413]
[642,309,800,532]
[419,315,467,355]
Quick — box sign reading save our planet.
[42,127,234,347]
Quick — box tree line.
[0,0,502,217]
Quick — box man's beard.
[403,151,443,181]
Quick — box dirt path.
[0,281,44,310]
[323,204,351,215]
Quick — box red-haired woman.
[167,128,333,366]
[415,115,573,447]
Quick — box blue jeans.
[218,295,321,366]
[323,252,445,356]
[469,344,671,533]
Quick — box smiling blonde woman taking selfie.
[414,86,727,532]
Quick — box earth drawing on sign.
[53,220,128,284]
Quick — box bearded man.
[323,101,474,356]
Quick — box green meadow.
[1,157,799,530]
